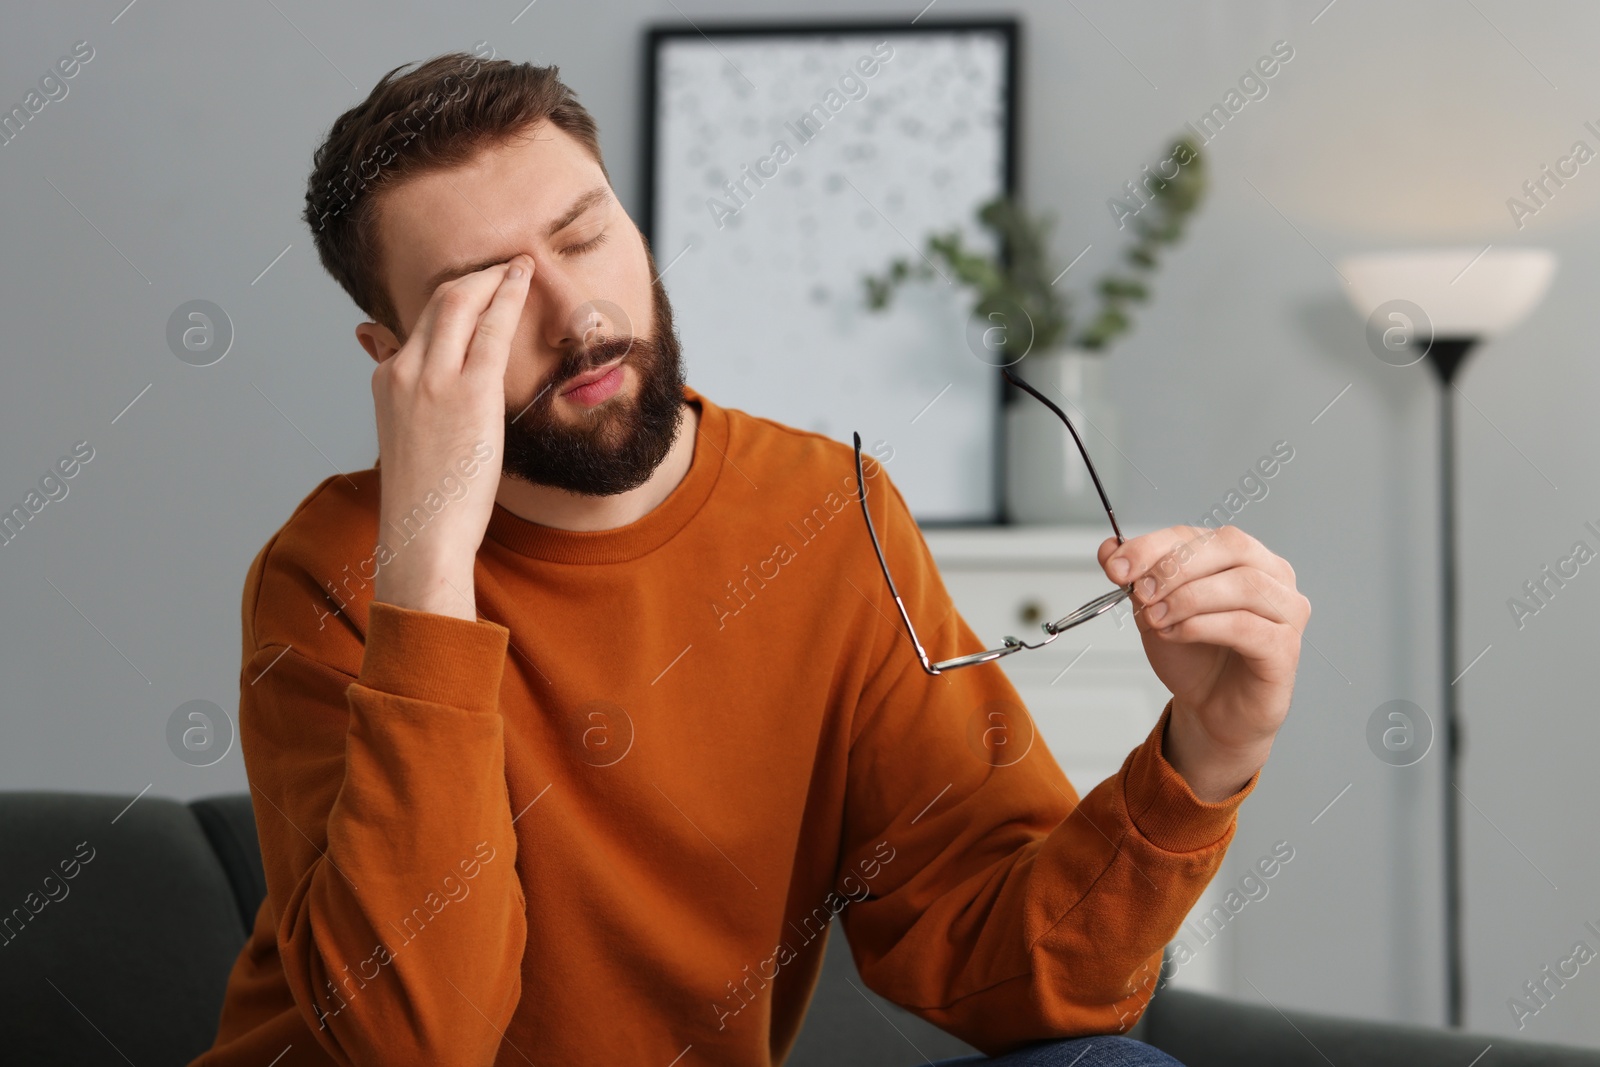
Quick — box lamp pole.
[1425,336,1476,1030]
[1342,246,1555,1032]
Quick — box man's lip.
[560,358,624,395]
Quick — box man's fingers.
[406,260,520,377]
[1135,568,1303,635]
[1102,525,1293,600]
[464,254,534,380]
[1147,608,1292,670]
[400,275,470,369]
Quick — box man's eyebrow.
[419,185,612,294]
[542,185,612,239]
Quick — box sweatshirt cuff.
[1121,697,1259,853]
[356,600,511,716]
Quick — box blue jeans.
[927,1035,1184,1066]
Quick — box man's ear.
[355,321,402,364]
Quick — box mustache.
[565,334,636,376]
[515,334,644,422]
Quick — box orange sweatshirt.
[194,384,1258,1067]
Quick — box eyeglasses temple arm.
[1000,366,1126,546]
[853,433,941,675]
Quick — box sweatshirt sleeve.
[238,590,525,1067]
[837,475,1259,1056]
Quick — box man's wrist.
[372,559,478,622]
[1161,701,1271,804]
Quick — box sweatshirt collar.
[483,384,724,564]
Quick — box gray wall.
[4,0,1598,1045]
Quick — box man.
[194,46,1310,1067]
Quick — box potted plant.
[862,134,1206,522]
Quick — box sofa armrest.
[189,792,267,934]
[1139,987,1600,1067]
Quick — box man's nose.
[561,299,633,357]
[528,267,620,355]
[528,263,593,352]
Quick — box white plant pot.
[1004,348,1122,524]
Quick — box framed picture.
[643,19,1018,524]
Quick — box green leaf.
[1098,277,1148,301]
[863,276,891,308]
[858,134,1204,353]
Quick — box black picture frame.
[640,17,1021,526]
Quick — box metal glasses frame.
[851,366,1134,675]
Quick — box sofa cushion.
[0,791,248,1066]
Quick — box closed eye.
[563,231,608,256]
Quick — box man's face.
[367,122,686,496]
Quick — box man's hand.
[1098,525,1310,803]
[370,254,534,621]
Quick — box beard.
[501,269,687,497]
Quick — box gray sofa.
[3,790,1597,1066]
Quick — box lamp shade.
[1339,247,1556,338]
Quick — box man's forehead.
[410,184,613,294]
[375,130,611,300]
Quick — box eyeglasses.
[851,366,1134,675]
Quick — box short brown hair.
[303,47,608,336]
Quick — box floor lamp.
[1340,248,1556,1029]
